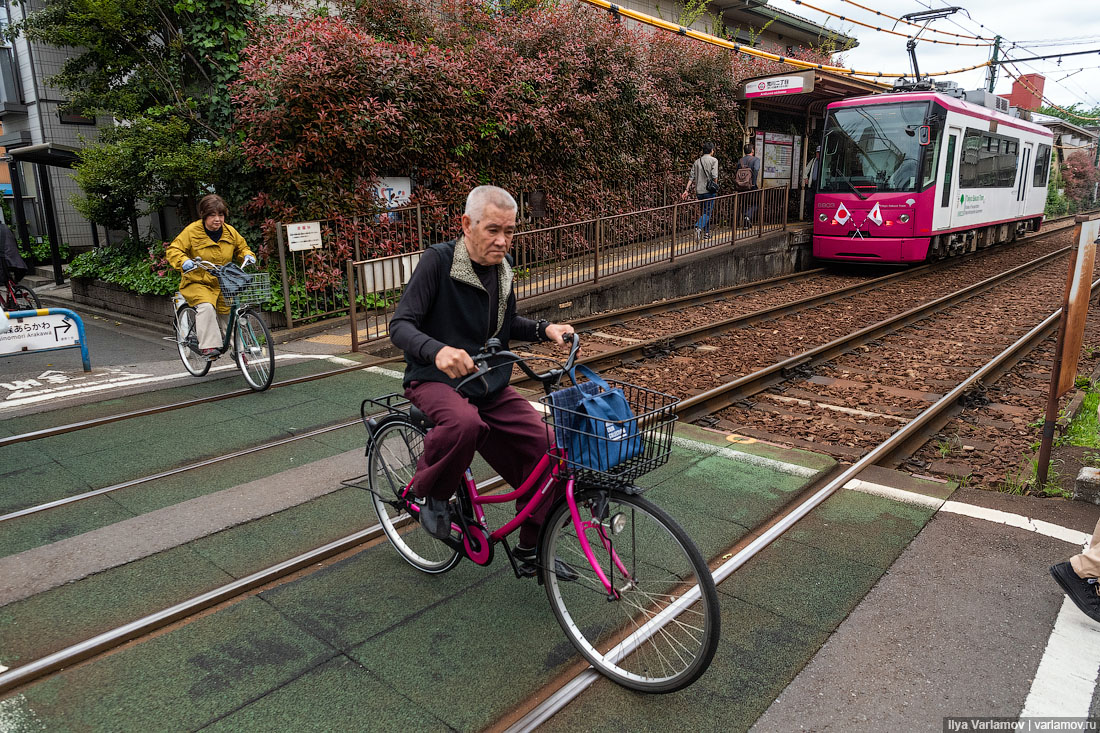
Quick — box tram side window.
[958,128,1018,188]
[1033,144,1051,187]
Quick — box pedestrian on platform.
[166,194,256,359]
[388,185,575,575]
[681,142,719,241]
[806,145,822,191]
[1051,522,1100,623]
[735,143,762,228]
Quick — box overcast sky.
[764,0,1100,113]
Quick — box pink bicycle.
[354,335,720,692]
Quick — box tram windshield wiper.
[845,179,871,200]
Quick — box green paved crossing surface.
[0,408,951,731]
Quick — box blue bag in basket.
[549,365,643,471]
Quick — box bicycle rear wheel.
[11,284,40,310]
[175,305,210,377]
[234,309,274,391]
[368,418,460,574]
[540,488,720,693]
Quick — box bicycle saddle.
[409,406,435,431]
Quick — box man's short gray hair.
[464,185,517,223]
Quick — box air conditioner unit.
[964,90,1011,114]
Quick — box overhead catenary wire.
[577,0,992,78]
[832,0,992,41]
[787,0,993,46]
[1001,64,1100,121]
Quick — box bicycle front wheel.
[368,418,460,574]
[11,284,41,311]
[175,305,211,377]
[541,489,720,693]
[234,309,275,391]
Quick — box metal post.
[347,258,359,353]
[593,218,601,285]
[733,193,740,243]
[415,203,424,250]
[671,201,677,262]
[1035,218,1083,489]
[6,157,31,259]
[783,185,790,231]
[35,164,64,285]
[986,36,1001,93]
[276,223,293,329]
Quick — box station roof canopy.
[712,0,859,50]
[739,69,890,117]
[4,142,80,168]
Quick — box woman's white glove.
[242,254,256,268]
[182,258,196,272]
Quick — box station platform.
[2,330,1099,730]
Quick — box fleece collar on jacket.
[449,236,513,337]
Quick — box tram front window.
[820,102,930,196]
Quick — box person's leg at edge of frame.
[1051,513,1100,622]
[405,380,487,538]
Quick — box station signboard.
[742,70,815,99]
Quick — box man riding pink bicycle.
[389,185,574,571]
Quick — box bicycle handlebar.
[454,333,581,395]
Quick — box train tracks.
[0,216,1093,710]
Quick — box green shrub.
[18,235,70,265]
[68,239,181,297]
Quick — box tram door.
[943,127,962,229]
[1017,142,1033,215]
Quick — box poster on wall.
[376,177,412,223]
[760,133,794,189]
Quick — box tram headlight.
[818,213,828,222]
[899,214,910,223]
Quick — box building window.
[58,109,96,125]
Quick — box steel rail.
[2,216,1083,448]
[502,275,1099,733]
[2,239,1072,525]
[0,265,1090,700]
[674,246,1070,423]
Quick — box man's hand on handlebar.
[435,345,477,379]
[544,323,575,346]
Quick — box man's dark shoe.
[1050,562,1100,623]
[415,496,452,540]
[515,546,578,581]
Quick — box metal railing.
[342,186,788,348]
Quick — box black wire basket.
[540,378,679,489]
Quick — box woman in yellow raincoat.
[166,194,256,358]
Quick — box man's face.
[462,203,516,266]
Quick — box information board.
[286,221,323,252]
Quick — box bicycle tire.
[11,284,41,311]
[540,488,720,693]
[175,305,211,377]
[368,418,461,574]
[234,309,275,391]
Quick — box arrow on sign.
[54,319,72,342]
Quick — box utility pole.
[986,35,1001,93]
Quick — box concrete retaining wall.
[69,279,287,328]
[519,230,813,322]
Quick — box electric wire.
[832,0,992,40]
[580,0,992,78]
[788,0,993,46]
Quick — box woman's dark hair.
[701,142,715,154]
[198,194,229,219]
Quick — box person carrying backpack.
[735,143,761,227]
[681,142,719,240]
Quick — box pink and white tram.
[812,88,1053,263]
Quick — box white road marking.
[672,435,819,478]
[365,365,406,380]
[842,478,1091,546]
[1020,598,1100,718]
[0,694,47,731]
[0,354,400,410]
